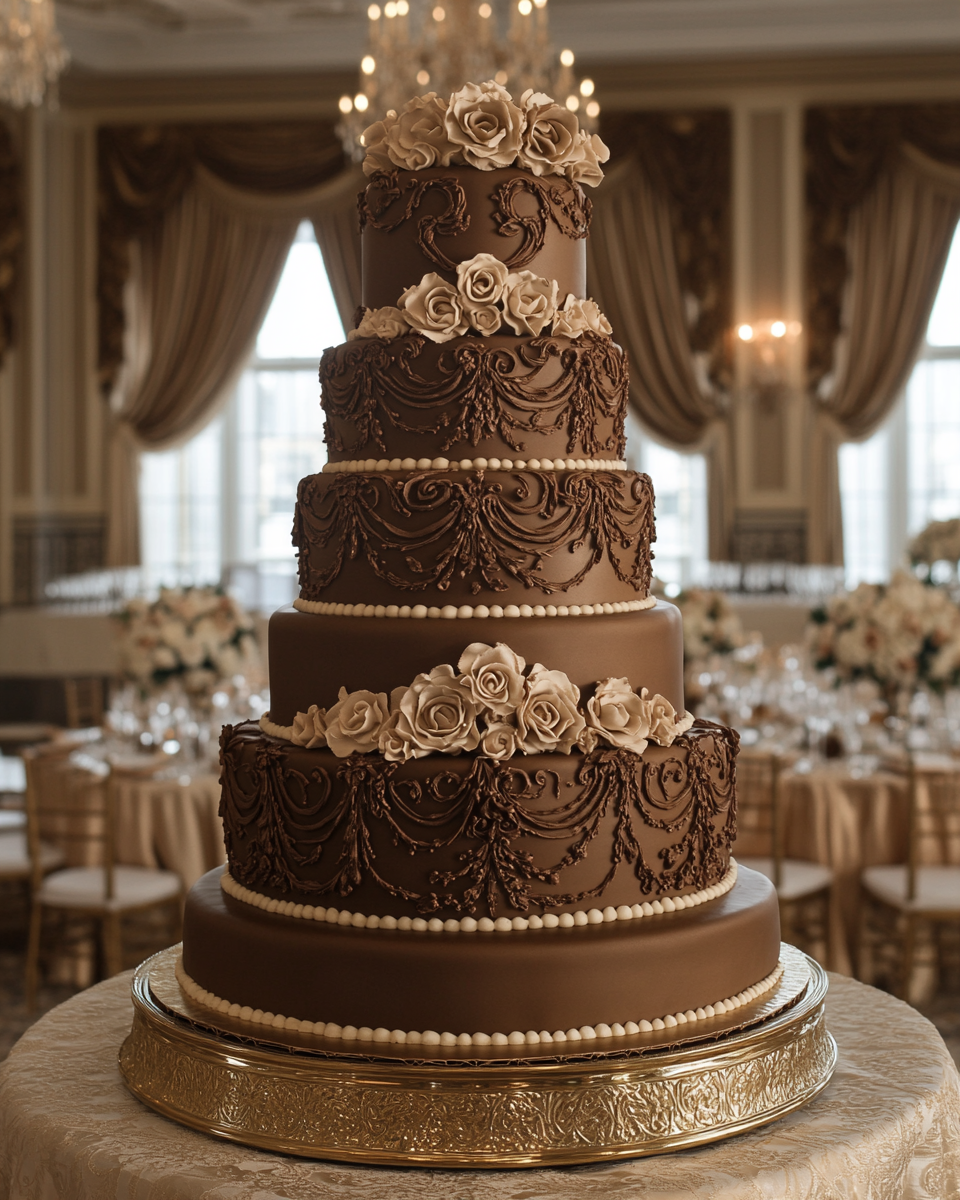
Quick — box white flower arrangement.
[275,642,693,763]
[909,518,960,568]
[807,570,960,694]
[348,252,611,346]
[114,586,260,694]
[673,589,745,663]
[362,81,610,187]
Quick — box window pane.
[907,359,960,532]
[928,223,960,347]
[839,427,889,586]
[256,221,345,360]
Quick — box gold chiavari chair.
[62,678,105,730]
[734,750,834,963]
[22,749,183,1009]
[860,755,960,1001]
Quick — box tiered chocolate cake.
[179,83,781,1051]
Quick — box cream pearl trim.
[292,596,656,620]
[220,860,738,933]
[322,457,628,474]
[175,952,782,1048]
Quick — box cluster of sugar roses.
[808,570,960,693]
[362,80,609,186]
[350,252,612,345]
[275,642,693,763]
[115,586,260,694]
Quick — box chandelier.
[0,0,69,108]
[337,0,598,163]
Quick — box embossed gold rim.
[119,944,837,1167]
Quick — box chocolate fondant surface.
[182,866,780,1035]
[267,601,685,723]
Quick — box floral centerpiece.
[807,570,960,696]
[672,589,745,664]
[114,586,260,696]
[909,518,960,572]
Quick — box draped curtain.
[804,105,960,564]
[0,118,22,369]
[98,122,363,566]
[592,111,733,559]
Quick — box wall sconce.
[736,319,802,397]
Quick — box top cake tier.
[359,165,588,311]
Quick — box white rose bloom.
[551,295,613,339]
[392,664,481,758]
[516,664,584,754]
[348,306,409,341]
[444,80,524,170]
[584,677,652,755]
[325,687,391,757]
[566,131,610,188]
[467,304,502,336]
[645,690,685,745]
[479,721,519,760]
[457,642,526,717]
[517,89,583,178]
[399,273,469,343]
[383,92,457,171]
[456,252,510,310]
[360,114,401,177]
[501,271,559,336]
[290,705,328,750]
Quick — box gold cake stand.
[120,942,836,1167]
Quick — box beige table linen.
[112,771,225,890]
[1,973,958,1200]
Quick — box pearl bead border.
[292,596,657,620]
[175,951,783,1048]
[220,860,738,933]
[322,457,628,475]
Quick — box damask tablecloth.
[1,972,958,1200]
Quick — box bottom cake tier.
[180,864,781,1045]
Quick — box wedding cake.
[177,82,782,1052]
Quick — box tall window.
[140,222,344,606]
[624,410,708,591]
[840,223,960,586]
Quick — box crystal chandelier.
[0,0,69,108]
[338,0,598,163]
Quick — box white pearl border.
[322,457,627,474]
[175,951,782,1047]
[292,596,657,620]
[220,860,738,933]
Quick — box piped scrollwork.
[293,469,654,599]
[320,332,627,459]
[358,172,470,272]
[492,175,592,270]
[219,719,738,918]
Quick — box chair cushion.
[862,864,960,913]
[38,864,181,911]
[0,832,63,877]
[737,856,833,901]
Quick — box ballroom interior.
[1,0,960,1179]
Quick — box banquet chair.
[22,750,182,1009]
[734,751,833,963]
[860,756,960,1001]
[63,677,104,730]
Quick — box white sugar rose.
[383,92,456,171]
[467,304,502,336]
[584,677,652,755]
[399,273,469,343]
[518,89,582,178]
[643,690,686,745]
[393,664,480,758]
[551,295,613,339]
[360,113,400,177]
[444,80,524,170]
[456,252,509,310]
[567,130,610,188]
[502,270,559,336]
[516,664,585,754]
[457,642,526,717]
[348,306,408,341]
[290,704,327,750]
[480,721,519,761]
[324,687,390,757]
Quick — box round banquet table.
[1,974,958,1200]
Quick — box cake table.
[1,971,958,1199]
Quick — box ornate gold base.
[120,943,836,1167]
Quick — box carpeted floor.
[0,888,957,1068]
